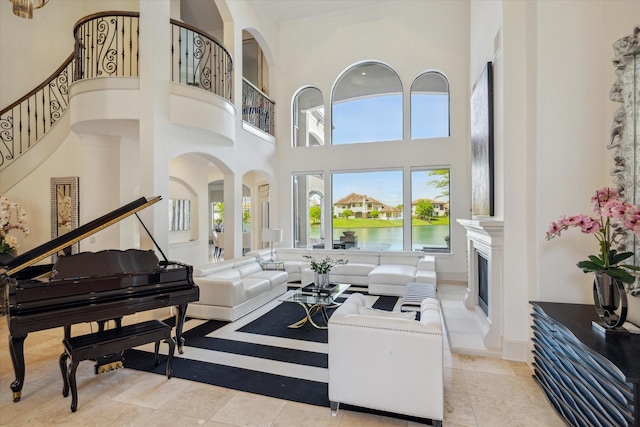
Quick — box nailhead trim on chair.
[327,321,442,335]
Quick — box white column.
[138,1,171,252]
[223,172,242,258]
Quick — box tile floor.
[0,283,564,427]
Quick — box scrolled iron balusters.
[0,56,73,170]
[48,67,70,125]
[74,13,139,80]
[0,116,15,167]
[170,20,233,101]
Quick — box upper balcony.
[0,11,275,174]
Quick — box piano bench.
[59,320,175,412]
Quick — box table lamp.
[262,228,282,261]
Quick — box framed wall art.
[51,176,79,258]
[470,62,494,217]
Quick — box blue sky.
[331,93,449,206]
[332,93,449,144]
[333,96,402,144]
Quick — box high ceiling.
[182,0,394,32]
[244,0,392,24]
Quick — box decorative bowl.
[343,231,356,237]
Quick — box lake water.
[310,225,450,251]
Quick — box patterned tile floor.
[0,283,564,426]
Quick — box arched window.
[411,71,450,139]
[293,87,324,147]
[332,62,403,145]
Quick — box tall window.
[292,62,454,253]
[293,87,324,147]
[411,168,450,252]
[293,173,325,248]
[332,170,403,250]
[332,62,403,145]
[411,71,450,139]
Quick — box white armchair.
[328,293,443,426]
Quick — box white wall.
[168,154,208,265]
[534,2,640,304]
[0,0,139,106]
[2,131,83,255]
[471,0,640,358]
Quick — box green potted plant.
[303,255,347,288]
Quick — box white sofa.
[246,248,436,296]
[245,248,311,283]
[186,256,288,321]
[328,293,443,426]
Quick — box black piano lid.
[1,196,162,277]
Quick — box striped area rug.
[124,289,400,407]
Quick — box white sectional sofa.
[328,293,443,426]
[245,248,311,283]
[246,248,436,297]
[186,256,288,321]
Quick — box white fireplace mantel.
[457,218,504,352]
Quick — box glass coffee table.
[280,283,350,329]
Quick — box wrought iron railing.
[170,20,233,101]
[73,11,140,80]
[0,54,74,170]
[242,78,274,136]
[2,12,237,171]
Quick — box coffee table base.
[279,284,350,330]
[288,301,341,329]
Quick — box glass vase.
[314,272,328,288]
[593,271,627,329]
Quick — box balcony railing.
[0,54,74,170]
[242,78,274,136]
[170,20,233,101]
[2,12,237,171]
[73,12,140,80]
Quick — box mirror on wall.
[608,26,640,296]
[169,199,191,231]
[51,177,79,258]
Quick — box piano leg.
[8,334,26,402]
[60,352,70,397]
[174,303,188,354]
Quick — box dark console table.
[530,301,640,427]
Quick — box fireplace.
[477,252,489,316]
[456,219,504,352]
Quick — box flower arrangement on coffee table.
[304,255,348,288]
[304,255,347,274]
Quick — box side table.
[530,301,640,426]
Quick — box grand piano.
[1,196,199,402]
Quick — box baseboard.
[436,272,467,284]
[501,339,529,362]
